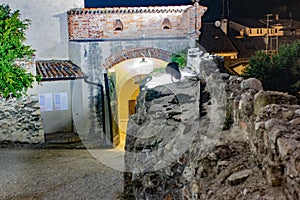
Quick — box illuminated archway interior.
[108,57,168,148]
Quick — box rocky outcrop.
[227,76,300,199]
[124,78,202,199]
[0,95,44,144]
[123,50,300,199]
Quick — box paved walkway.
[0,148,124,200]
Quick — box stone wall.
[0,95,44,144]
[67,3,207,40]
[227,77,300,199]
[123,51,300,199]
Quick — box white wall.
[1,0,84,60]
[37,80,73,133]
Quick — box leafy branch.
[0,4,39,98]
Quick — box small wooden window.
[162,18,172,29]
[114,19,123,31]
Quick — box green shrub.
[170,49,187,69]
[243,41,300,98]
[0,4,39,98]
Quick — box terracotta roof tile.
[36,60,85,81]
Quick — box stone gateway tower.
[67,2,207,147]
[2,0,207,148]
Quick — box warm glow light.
[130,57,154,74]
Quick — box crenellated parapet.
[67,3,207,40]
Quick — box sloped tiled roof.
[68,5,192,15]
[36,60,85,81]
[230,37,265,58]
[199,23,237,54]
[231,18,266,28]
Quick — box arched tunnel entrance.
[107,57,168,148]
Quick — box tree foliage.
[0,4,38,98]
[243,41,300,97]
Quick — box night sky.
[84,0,222,21]
[85,0,192,7]
[84,0,300,21]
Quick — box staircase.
[44,132,85,149]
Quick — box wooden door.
[128,100,137,116]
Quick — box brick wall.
[68,3,207,40]
[103,47,172,69]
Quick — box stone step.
[44,132,114,149]
[45,132,81,144]
[45,141,86,149]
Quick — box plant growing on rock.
[0,4,39,98]
[170,49,187,69]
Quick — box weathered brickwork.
[67,2,207,40]
[103,47,172,69]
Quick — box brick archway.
[103,47,172,69]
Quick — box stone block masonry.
[0,95,44,144]
[227,77,300,199]
[124,51,300,199]
[67,3,207,40]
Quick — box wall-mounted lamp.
[165,62,181,82]
[140,53,147,63]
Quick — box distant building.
[229,18,284,37]
[226,16,300,75]
[265,14,300,36]
[199,22,238,59]
[228,37,265,75]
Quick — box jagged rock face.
[124,52,300,199]
[253,90,297,115]
[125,78,201,170]
[124,78,202,199]
[226,76,300,199]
